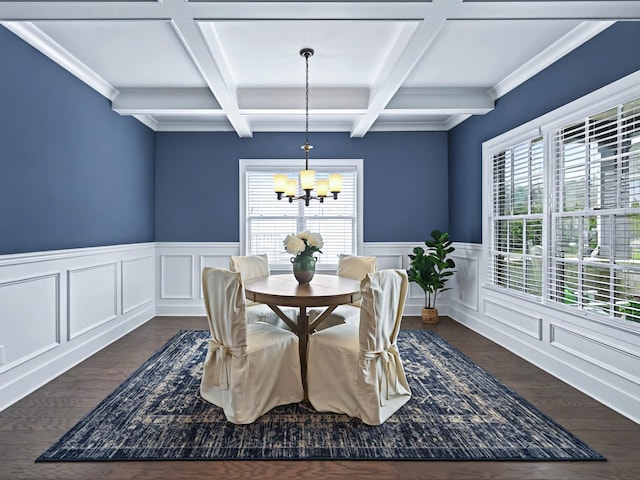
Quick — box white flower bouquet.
[284,231,324,258]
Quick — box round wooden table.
[244,274,361,393]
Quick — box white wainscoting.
[155,243,239,315]
[4,240,639,426]
[0,243,155,412]
[155,242,451,317]
[448,242,640,425]
[362,242,453,316]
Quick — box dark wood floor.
[1,316,638,480]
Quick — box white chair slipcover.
[308,254,378,330]
[307,269,411,425]
[200,267,304,424]
[229,254,298,330]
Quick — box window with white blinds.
[486,93,640,327]
[488,137,544,297]
[241,160,361,269]
[549,99,640,323]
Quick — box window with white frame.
[486,86,640,327]
[549,99,640,321]
[240,159,362,270]
[488,137,544,297]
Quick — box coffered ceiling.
[1,1,639,137]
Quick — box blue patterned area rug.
[37,330,605,462]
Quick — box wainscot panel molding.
[361,242,452,317]
[4,240,638,425]
[154,242,453,318]
[155,243,239,316]
[67,262,118,340]
[447,242,640,425]
[0,243,155,412]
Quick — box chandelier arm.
[288,193,327,204]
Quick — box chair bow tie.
[363,343,402,406]
[205,339,246,390]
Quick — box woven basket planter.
[421,308,439,324]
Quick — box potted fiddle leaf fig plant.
[407,229,456,324]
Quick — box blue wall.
[7,20,637,251]
[0,26,155,255]
[448,21,640,244]
[155,131,448,242]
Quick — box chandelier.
[274,48,342,206]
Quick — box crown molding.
[490,20,615,101]
[2,21,119,101]
[131,114,159,131]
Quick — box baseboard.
[155,305,207,317]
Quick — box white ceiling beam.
[237,87,369,110]
[445,2,640,21]
[1,2,639,22]
[387,87,494,112]
[169,11,252,137]
[112,88,223,115]
[369,120,451,132]
[112,85,492,118]
[249,118,357,133]
[351,14,448,137]
[240,109,367,116]
[385,107,492,116]
[3,1,639,135]
[153,119,235,132]
[0,2,428,22]
[197,22,237,99]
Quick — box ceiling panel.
[204,20,418,88]
[34,20,207,88]
[404,19,582,87]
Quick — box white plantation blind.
[488,137,544,297]
[486,93,640,327]
[244,162,359,269]
[549,99,640,322]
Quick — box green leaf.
[407,229,456,309]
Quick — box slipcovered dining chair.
[200,267,304,424]
[308,254,378,331]
[307,269,411,425]
[229,254,298,330]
